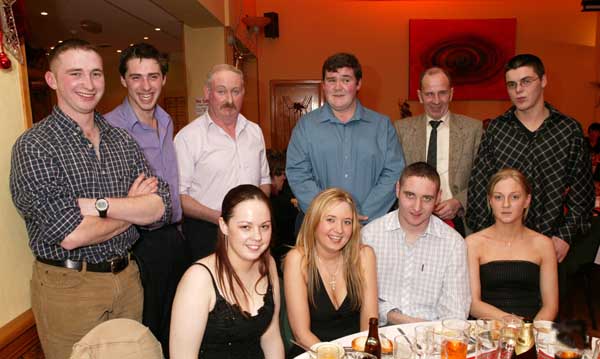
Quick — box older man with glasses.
[466,54,594,300]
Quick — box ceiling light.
[143,36,149,40]
[40,11,48,16]
[117,50,122,53]
[58,40,63,43]
[129,43,134,46]
[154,28,161,31]
[50,46,55,50]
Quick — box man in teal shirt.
[286,53,405,224]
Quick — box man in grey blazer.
[394,67,482,236]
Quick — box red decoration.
[408,19,516,100]
[0,30,12,69]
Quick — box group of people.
[8,37,597,359]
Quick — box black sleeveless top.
[287,274,361,358]
[479,260,541,319]
[195,263,274,359]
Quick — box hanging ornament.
[0,30,11,69]
[0,0,22,65]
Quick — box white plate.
[309,342,345,359]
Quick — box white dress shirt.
[425,112,452,201]
[362,210,471,324]
[174,112,270,211]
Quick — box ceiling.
[23,0,222,55]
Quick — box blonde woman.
[284,188,378,356]
[466,168,558,320]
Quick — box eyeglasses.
[506,76,539,90]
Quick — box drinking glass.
[476,318,505,333]
[443,319,472,335]
[591,339,599,359]
[395,335,415,359]
[533,321,557,359]
[414,325,435,359]
[442,331,469,359]
[475,329,501,359]
[316,343,341,359]
[497,316,523,359]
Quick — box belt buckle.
[109,257,127,274]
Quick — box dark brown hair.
[322,53,362,81]
[214,184,272,315]
[118,42,169,77]
[399,162,441,191]
[505,54,545,78]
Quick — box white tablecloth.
[293,322,431,359]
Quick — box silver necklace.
[317,255,341,290]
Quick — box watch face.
[96,198,109,211]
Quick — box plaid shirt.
[10,106,171,263]
[362,211,471,324]
[466,103,594,244]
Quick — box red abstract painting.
[409,19,517,100]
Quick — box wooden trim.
[18,43,34,129]
[0,309,43,359]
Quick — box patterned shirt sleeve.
[10,135,83,245]
[437,235,471,320]
[558,127,594,243]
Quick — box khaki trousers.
[31,259,143,359]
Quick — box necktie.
[427,120,442,168]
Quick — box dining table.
[293,321,436,359]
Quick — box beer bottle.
[364,317,381,359]
[516,319,536,359]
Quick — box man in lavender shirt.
[105,43,187,356]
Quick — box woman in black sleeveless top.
[170,185,284,358]
[284,188,378,357]
[465,168,558,320]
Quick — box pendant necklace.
[317,255,341,291]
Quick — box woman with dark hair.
[466,168,558,320]
[170,185,284,358]
[284,188,377,357]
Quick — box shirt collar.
[319,100,372,124]
[121,97,170,131]
[52,105,112,135]
[206,111,249,136]
[384,209,442,242]
[425,112,450,128]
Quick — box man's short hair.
[118,43,169,77]
[419,67,452,89]
[398,162,440,191]
[588,122,600,134]
[321,53,362,82]
[47,38,100,70]
[505,54,545,78]
[205,64,244,88]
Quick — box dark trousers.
[182,216,219,262]
[133,224,188,358]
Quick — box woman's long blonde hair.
[295,188,364,310]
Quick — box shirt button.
[88,144,93,148]
[344,174,348,178]
[101,171,106,175]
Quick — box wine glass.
[394,336,415,359]
[414,325,435,359]
[476,318,504,333]
[441,331,469,359]
[497,315,523,359]
[475,329,501,359]
[442,319,472,335]
[316,343,341,359]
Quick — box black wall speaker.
[264,12,279,38]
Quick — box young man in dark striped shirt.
[467,54,594,272]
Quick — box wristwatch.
[95,198,109,218]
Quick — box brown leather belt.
[36,256,130,274]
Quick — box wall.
[0,55,33,327]
[256,0,598,147]
[183,25,226,122]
